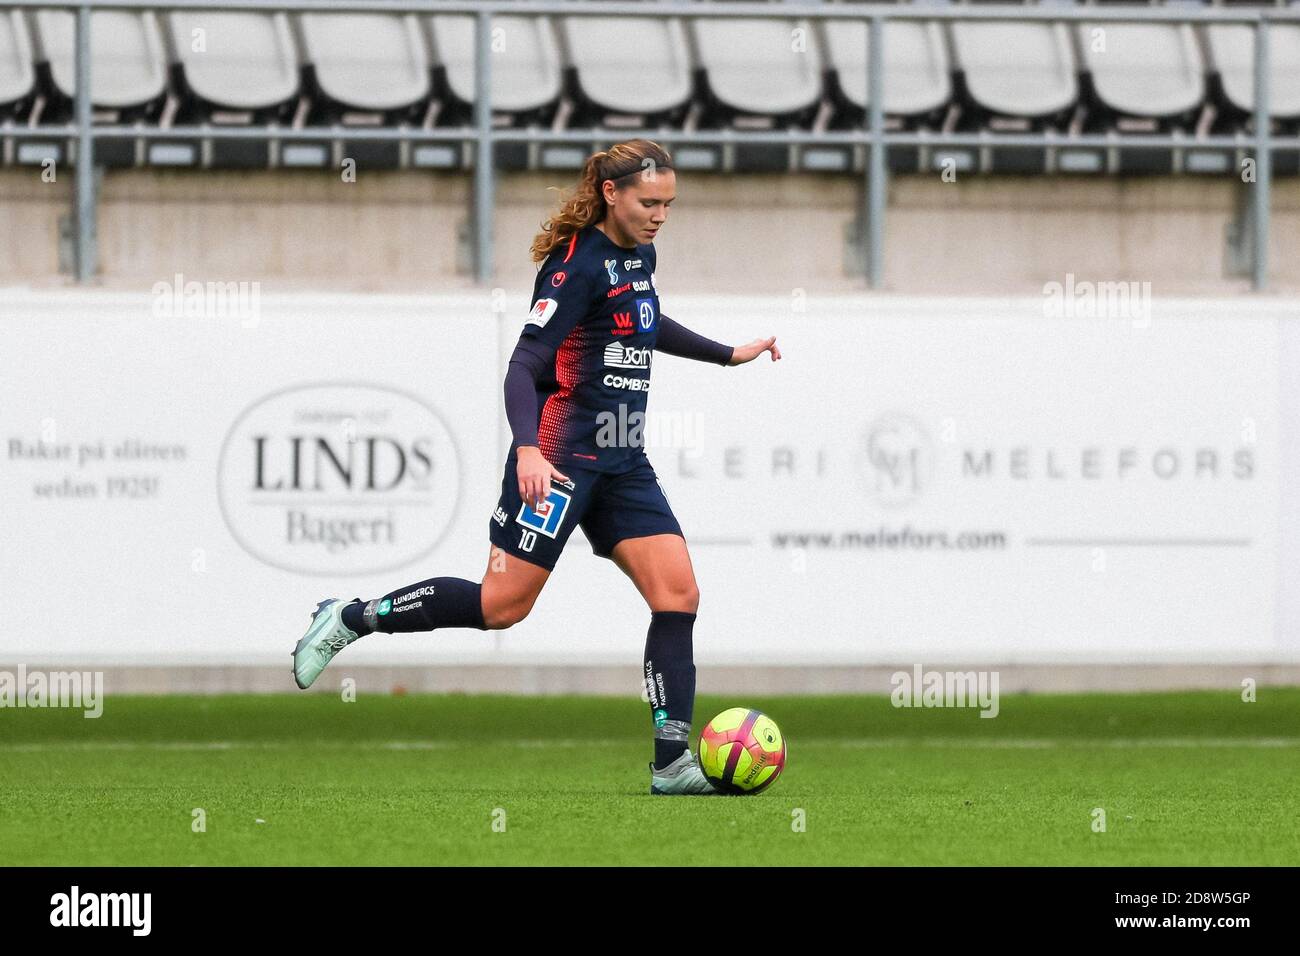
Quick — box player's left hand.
[728,336,781,366]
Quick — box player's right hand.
[517,446,569,513]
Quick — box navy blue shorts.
[488,452,684,572]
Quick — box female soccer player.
[292,139,781,795]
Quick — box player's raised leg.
[292,544,549,690]
[610,532,718,795]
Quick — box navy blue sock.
[341,600,369,635]
[644,610,697,770]
[345,578,487,635]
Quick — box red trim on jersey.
[561,232,578,264]
[536,322,587,462]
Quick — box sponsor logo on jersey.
[493,505,507,527]
[623,258,642,271]
[551,476,577,491]
[606,282,632,299]
[516,487,572,539]
[604,259,619,284]
[650,272,657,293]
[604,342,652,369]
[551,270,566,287]
[526,298,558,328]
[612,311,635,336]
[635,297,657,332]
[603,373,651,391]
[632,279,650,292]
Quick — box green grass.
[3,690,1299,865]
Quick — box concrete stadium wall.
[2,169,1299,294]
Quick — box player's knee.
[682,583,701,614]
[482,596,533,630]
[656,580,699,614]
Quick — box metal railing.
[6,0,1298,290]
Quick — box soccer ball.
[697,707,786,795]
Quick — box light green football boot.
[649,749,723,796]
[293,598,362,690]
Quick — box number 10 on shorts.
[516,487,571,539]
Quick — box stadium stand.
[1,0,1297,175]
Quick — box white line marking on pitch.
[1,737,1298,752]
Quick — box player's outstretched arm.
[656,313,736,366]
[726,335,781,366]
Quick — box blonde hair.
[529,139,674,264]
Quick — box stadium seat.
[166,11,298,121]
[951,14,1078,126]
[30,8,168,166]
[1075,20,1206,173]
[0,9,36,123]
[1204,22,1300,129]
[950,9,1079,172]
[822,12,951,124]
[1077,22,1205,128]
[296,12,430,168]
[297,12,429,121]
[820,8,953,172]
[30,9,168,119]
[164,11,299,168]
[426,11,564,169]
[556,13,694,129]
[690,4,826,171]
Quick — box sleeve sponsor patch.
[526,298,559,328]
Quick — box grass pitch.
[3,690,1298,866]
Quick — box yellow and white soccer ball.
[696,707,786,795]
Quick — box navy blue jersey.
[515,223,661,472]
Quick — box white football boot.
[292,598,362,690]
[649,749,723,796]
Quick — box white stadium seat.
[557,14,693,124]
[0,9,36,113]
[166,11,299,113]
[1077,22,1205,120]
[1204,23,1300,119]
[690,12,824,119]
[951,19,1078,120]
[296,13,429,114]
[427,13,563,115]
[31,9,167,112]
[820,16,952,119]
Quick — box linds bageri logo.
[218,384,460,575]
